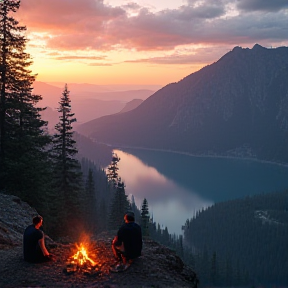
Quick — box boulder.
[0,193,38,248]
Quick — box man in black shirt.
[111,211,142,271]
[23,215,53,263]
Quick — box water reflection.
[115,150,213,235]
[113,148,288,235]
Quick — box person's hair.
[33,215,43,225]
[125,214,135,222]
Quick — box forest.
[1,1,287,287]
[0,0,131,239]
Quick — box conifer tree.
[84,168,97,232]
[210,251,219,286]
[106,153,120,187]
[0,0,51,206]
[141,198,150,237]
[130,194,141,223]
[108,179,130,230]
[106,153,130,229]
[50,84,83,237]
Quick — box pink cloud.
[18,0,124,33]
[17,0,288,52]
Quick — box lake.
[113,148,288,235]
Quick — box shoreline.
[110,144,288,168]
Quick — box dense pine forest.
[147,191,288,287]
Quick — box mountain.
[33,81,62,109]
[34,81,156,123]
[77,44,288,163]
[74,132,112,167]
[40,107,59,132]
[118,99,143,114]
[47,82,114,93]
[70,99,127,124]
[34,81,156,106]
[47,82,162,93]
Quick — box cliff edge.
[0,193,198,288]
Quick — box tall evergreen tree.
[108,179,130,230]
[50,84,83,237]
[131,194,141,223]
[210,251,219,286]
[106,152,120,187]
[106,152,130,230]
[0,0,51,207]
[84,168,97,232]
[141,198,150,237]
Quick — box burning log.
[64,243,102,276]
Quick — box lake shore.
[109,144,288,168]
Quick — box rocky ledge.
[0,193,198,288]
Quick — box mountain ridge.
[77,44,288,163]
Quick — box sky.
[16,0,288,86]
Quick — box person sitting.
[111,211,142,272]
[23,215,54,263]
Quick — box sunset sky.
[17,0,288,86]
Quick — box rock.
[0,193,38,248]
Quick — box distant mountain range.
[77,44,288,163]
[34,81,155,124]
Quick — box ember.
[65,243,101,276]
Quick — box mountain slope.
[118,99,143,113]
[183,190,288,285]
[77,45,288,163]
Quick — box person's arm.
[113,227,124,246]
[38,237,49,256]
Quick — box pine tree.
[131,194,141,223]
[141,198,150,237]
[108,179,130,230]
[0,0,51,206]
[84,168,97,232]
[106,152,120,187]
[210,251,219,286]
[50,84,83,237]
[106,153,129,230]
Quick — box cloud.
[47,52,61,56]
[18,0,124,33]
[236,0,288,12]
[88,63,113,66]
[54,55,106,61]
[125,47,227,65]
[17,0,288,52]
[182,0,227,19]
[121,2,142,11]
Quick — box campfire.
[65,242,102,276]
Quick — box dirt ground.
[0,235,198,288]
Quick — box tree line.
[143,190,288,287]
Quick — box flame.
[71,243,95,266]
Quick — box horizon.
[16,0,288,86]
